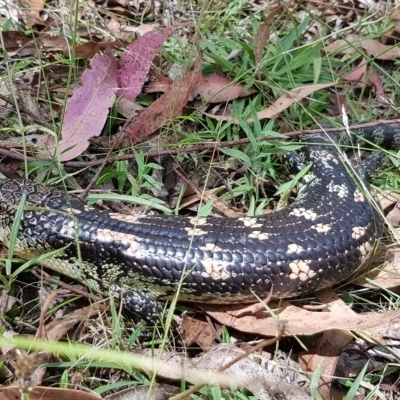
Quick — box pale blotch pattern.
[351,226,366,240]
[311,223,332,233]
[60,220,77,237]
[248,230,270,240]
[310,149,339,168]
[353,189,365,203]
[185,227,208,236]
[289,207,318,221]
[201,259,231,280]
[64,207,82,215]
[189,217,208,226]
[358,240,373,258]
[238,217,263,228]
[289,260,316,281]
[327,182,348,198]
[96,229,141,252]
[200,242,223,252]
[287,243,306,253]
[108,213,140,223]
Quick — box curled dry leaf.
[180,314,221,351]
[0,386,101,400]
[0,290,19,313]
[355,249,400,290]
[377,189,400,211]
[324,38,400,60]
[299,290,393,398]
[253,5,283,79]
[386,201,400,227]
[20,0,46,28]
[368,69,388,103]
[204,82,336,123]
[299,330,352,400]
[136,348,247,388]
[74,41,119,58]
[104,384,179,400]
[143,345,310,400]
[190,74,257,103]
[147,73,256,104]
[0,31,69,57]
[203,300,400,336]
[29,305,104,387]
[145,80,172,93]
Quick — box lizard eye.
[0,203,7,214]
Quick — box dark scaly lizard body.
[0,123,399,322]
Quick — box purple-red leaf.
[54,52,118,161]
[123,69,202,143]
[117,27,172,101]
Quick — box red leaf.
[117,27,172,101]
[123,69,202,142]
[54,52,118,161]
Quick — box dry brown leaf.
[146,73,257,103]
[0,31,70,56]
[104,385,179,400]
[376,190,400,210]
[322,38,361,55]
[135,24,157,35]
[357,40,400,60]
[299,290,391,397]
[386,202,400,227]
[373,311,400,340]
[368,69,388,103]
[180,314,220,351]
[0,386,101,400]
[190,74,257,103]
[44,305,103,342]
[328,93,350,115]
[202,193,244,217]
[173,169,244,218]
[21,0,46,28]
[253,5,282,80]
[204,300,400,336]
[324,39,400,60]
[0,290,19,313]
[299,330,351,400]
[29,306,104,386]
[203,82,336,123]
[177,187,221,210]
[74,41,119,58]
[117,98,144,119]
[355,250,400,290]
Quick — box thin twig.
[0,119,399,169]
[0,93,53,129]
